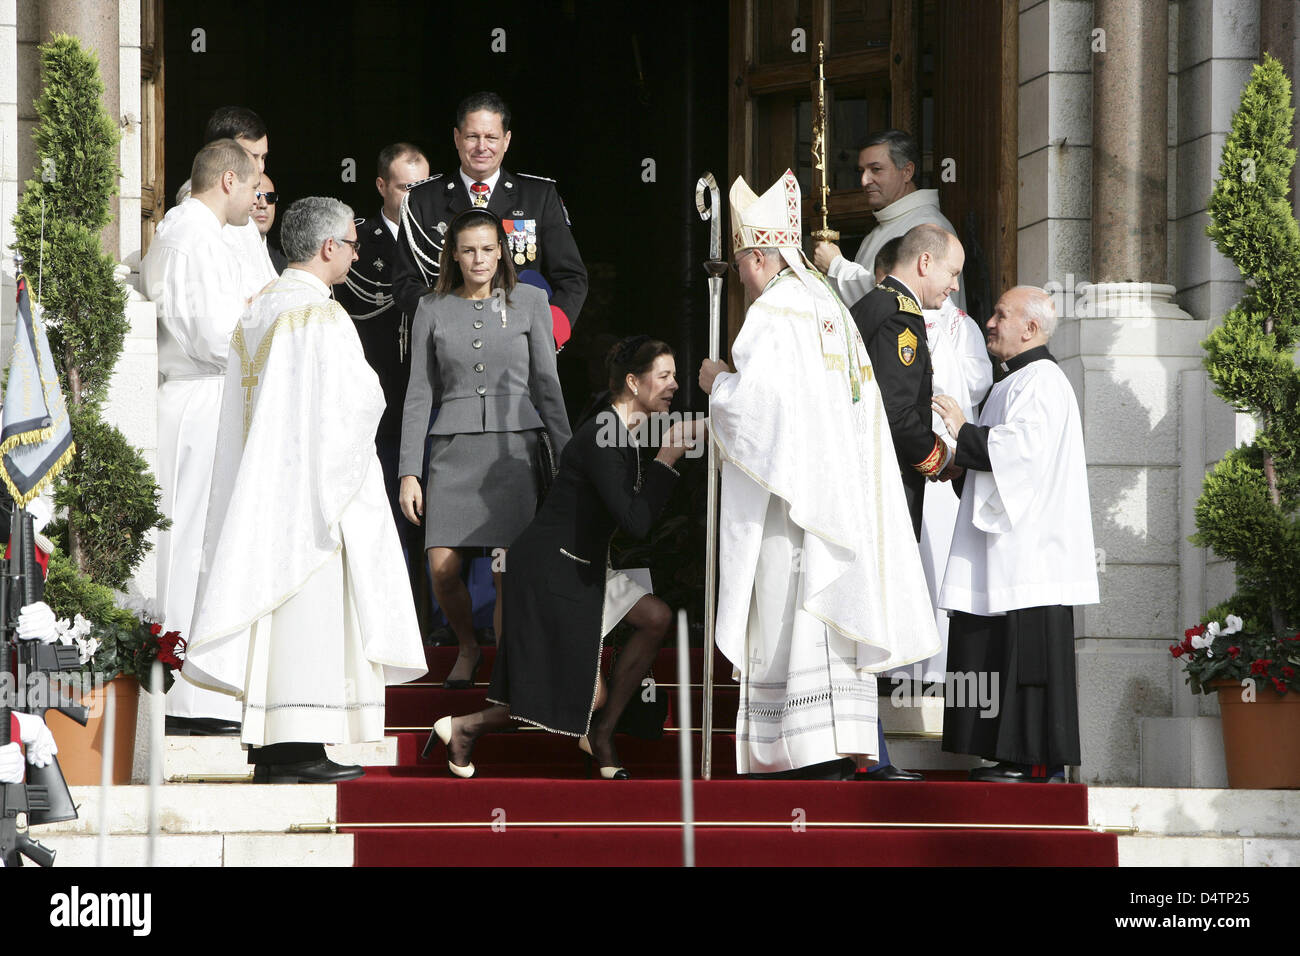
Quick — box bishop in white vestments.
[185,197,427,783]
[701,170,939,777]
[933,286,1099,783]
[140,140,261,731]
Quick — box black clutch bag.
[535,430,559,507]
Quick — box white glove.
[16,601,58,644]
[13,711,57,768]
[26,495,53,534]
[0,742,24,784]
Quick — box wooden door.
[727,0,1016,342]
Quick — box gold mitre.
[730,169,803,255]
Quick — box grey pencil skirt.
[423,429,540,549]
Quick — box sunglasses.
[255,190,279,204]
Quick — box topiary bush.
[1191,53,1300,660]
[10,35,165,625]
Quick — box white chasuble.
[142,197,247,722]
[940,357,1099,616]
[894,299,994,683]
[710,271,939,773]
[184,269,427,746]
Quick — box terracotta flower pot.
[1212,678,1300,789]
[43,676,140,785]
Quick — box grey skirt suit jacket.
[398,283,571,547]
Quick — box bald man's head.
[986,286,1056,361]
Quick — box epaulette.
[404,173,443,191]
[896,292,922,316]
[515,172,556,183]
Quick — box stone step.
[881,695,946,735]
[1089,787,1300,838]
[37,784,337,835]
[884,736,984,771]
[28,832,354,867]
[1118,835,1300,867]
[162,736,398,780]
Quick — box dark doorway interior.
[163,0,729,416]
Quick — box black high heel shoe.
[441,649,482,690]
[578,735,629,780]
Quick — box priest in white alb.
[184,197,428,783]
[699,170,940,778]
[932,286,1099,783]
[140,139,260,736]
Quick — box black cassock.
[942,606,1081,767]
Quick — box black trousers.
[941,606,1081,766]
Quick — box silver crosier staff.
[694,174,724,780]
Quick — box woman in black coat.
[426,336,704,778]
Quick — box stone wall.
[1017,0,1277,784]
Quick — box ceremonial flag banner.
[0,275,74,505]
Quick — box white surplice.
[890,299,994,683]
[141,197,246,722]
[826,188,966,310]
[710,271,940,774]
[939,355,1099,615]
[183,269,427,746]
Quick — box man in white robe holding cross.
[185,197,427,783]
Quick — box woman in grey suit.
[398,208,571,688]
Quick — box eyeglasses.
[333,237,361,252]
[731,251,756,273]
[255,190,279,204]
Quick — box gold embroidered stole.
[230,304,336,442]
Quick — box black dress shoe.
[165,716,242,736]
[859,764,925,781]
[251,758,365,784]
[967,761,1063,784]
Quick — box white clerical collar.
[281,266,330,297]
[874,188,942,225]
[460,168,503,202]
[381,212,399,240]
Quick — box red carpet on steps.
[334,645,1119,866]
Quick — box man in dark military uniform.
[848,222,965,783]
[850,223,965,540]
[390,90,587,349]
[334,142,431,570]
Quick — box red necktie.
[470,182,489,207]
